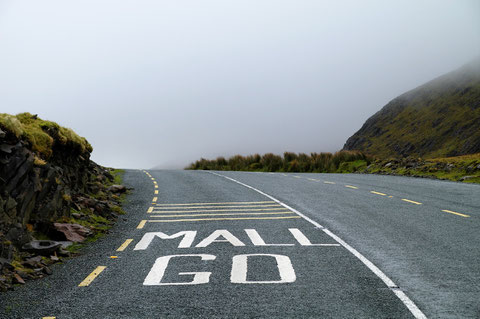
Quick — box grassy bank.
[187,151,372,173]
[362,153,480,183]
[187,150,480,184]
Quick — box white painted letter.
[231,254,296,284]
[245,229,294,246]
[134,231,197,250]
[289,228,338,246]
[196,230,245,248]
[144,254,216,286]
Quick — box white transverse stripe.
[208,171,427,319]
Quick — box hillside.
[343,58,480,158]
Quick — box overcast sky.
[1,1,479,169]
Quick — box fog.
[1,0,479,169]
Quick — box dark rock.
[107,185,127,194]
[43,266,52,275]
[0,144,15,154]
[22,240,62,256]
[6,226,32,246]
[0,257,14,271]
[57,248,70,257]
[23,255,43,268]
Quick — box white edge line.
[207,171,427,319]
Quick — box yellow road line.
[110,256,118,259]
[137,220,147,229]
[324,181,336,184]
[293,176,301,178]
[147,216,302,223]
[154,204,282,210]
[155,201,275,206]
[150,177,154,180]
[345,185,358,189]
[154,190,159,194]
[442,210,470,218]
[152,197,158,203]
[308,178,319,181]
[42,317,56,319]
[78,266,106,287]
[116,239,134,252]
[371,191,387,196]
[153,181,157,185]
[154,185,158,188]
[152,208,288,213]
[147,207,154,213]
[401,199,422,205]
[150,211,294,218]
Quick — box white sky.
[1,0,479,169]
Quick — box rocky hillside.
[344,58,480,158]
[0,113,126,291]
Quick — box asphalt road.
[1,170,479,318]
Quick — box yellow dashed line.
[43,317,56,319]
[345,185,358,189]
[152,208,289,213]
[150,211,294,218]
[154,190,159,194]
[78,266,106,287]
[137,220,147,229]
[307,178,319,181]
[147,207,154,213]
[293,176,301,178]
[324,181,336,184]
[156,201,275,206]
[442,210,470,218]
[153,181,157,185]
[116,239,134,252]
[110,256,118,259]
[401,199,422,205]
[152,197,158,203]
[154,185,158,188]
[370,191,387,196]
[147,216,302,223]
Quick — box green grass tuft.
[0,112,92,159]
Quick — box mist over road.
[1,170,478,318]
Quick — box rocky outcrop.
[0,114,126,291]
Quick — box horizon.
[1,0,479,169]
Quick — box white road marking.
[208,171,427,319]
[231,254,296,284]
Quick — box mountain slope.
[344,58,480,158]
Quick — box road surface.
[1,170,479,318]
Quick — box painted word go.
[143,254,296,286]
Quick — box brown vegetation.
[187,151,372,173]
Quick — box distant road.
[1,170,478,318]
